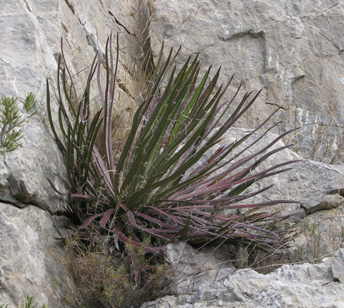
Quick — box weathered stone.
[0,0,150,212]
[0,203,71,307]
[256,158,344,217]
[142,251,344,308]
[306,194,344,215]
[292,206,344,262]
[150,0,344,163]
[165,241,235,295]
[0,0,151,305]
[256,158,344,216]
[332,249,344,283]
[2,0,344,306]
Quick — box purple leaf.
[99,209,115,228]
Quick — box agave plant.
[47,35,297,258]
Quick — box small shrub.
[47,35,297,277]
[60,235,170,308]
[0,93,37,153]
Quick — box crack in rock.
[22,0,32,13]
[7,173,53,214]
[64,0,75,15]
[108,10,135,36]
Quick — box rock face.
[0,0,151,212]
[332,249,344,283]
[0,202,71,307]
[1,0,344,307]
[0,0,150,306]
[164,242,235,295]
[150,0,344,163]
[294,206,344,261]
[142,249,344,308]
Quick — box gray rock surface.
[150,0,344,163]
[0,0,151,306]
[1,0,344,306]
[292,206,344,261]
[332,249,344,283]
[0,0,149,212]
[306,193,344,215]
[165,242,235,295]
[0,202,71,307]
[255,158,344,216]
[142,250,344,308]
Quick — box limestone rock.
[0,0,151,305]
[1,0,344,306]
[150,0,344,163]
[165,241,235,295]
[332,249,344,283]
[0,203,71,307]
[292,206,344,261]
[142,251,344,308]
[306,194,344,215]
[256,158,344,216]
[0,0,149,212]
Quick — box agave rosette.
[47,35,298,256]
